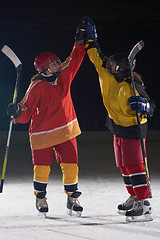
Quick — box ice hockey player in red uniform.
[84,16,155,222]
[7,21,86,217]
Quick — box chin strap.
[41,72,53,77]
[41,70,62,82]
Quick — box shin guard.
[122,164,149,200]
[60,163,78,196]
[126,164,149,200]
[120,166,135,196]
[33,165,50,198]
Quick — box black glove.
[7,103,21,118]
[75,18,85,41]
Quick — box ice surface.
[0,131,160,239]
[0,176,160,240]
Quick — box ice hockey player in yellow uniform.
[84,16,155,222]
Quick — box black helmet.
[106,52,135,82]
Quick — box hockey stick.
[0,45,22,193]
[128,40,152,198]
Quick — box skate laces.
[69,196,81,216]
[122,196,135,207]
[37,197,48,208]
[132,200,143,211]
[69,196,81,207]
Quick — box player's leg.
[125,163,152,222]
[54,138,83,216]
[113,135,137,214]
[32,147,53,215]
[120,138,152,221]
[118,166,137,214]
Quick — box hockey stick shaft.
[0,119,13,192]
[130,69,150,176]
[0,46,22,193]
[130,70,151,197]
[128,41,152,198]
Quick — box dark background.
[0,0,160,131]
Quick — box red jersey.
[14,42,85,150]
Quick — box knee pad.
[60,163,78,195]
[33,165,51,182]
[125,163,146,175]
[60,163,78,184]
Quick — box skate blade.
[126,213,153,222]
[38,212,47,218]
[118,210,127,215]
[67,209,82,217]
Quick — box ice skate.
[36,197,48,217]
[118,196,137,215]
[67,191,83,217]
[126,199,153,222]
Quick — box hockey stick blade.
[1,45,22,67]
[128,40,144,63]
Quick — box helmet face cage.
[54,57,62,66]
[106,52,135,82]
[106,54,130,74]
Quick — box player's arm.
[7,82,39,124]
[62,19,86,81]
[84,16,107,74]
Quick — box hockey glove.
[128,96,150,116]
[84,15,98,41]
[7,103,21,118]
[75,18,85,41]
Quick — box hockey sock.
[125,164,149,200]
[60,163,78,196]
[120,166,135,196]
[33,165,50,198]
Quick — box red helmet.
[34,52,57,73]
